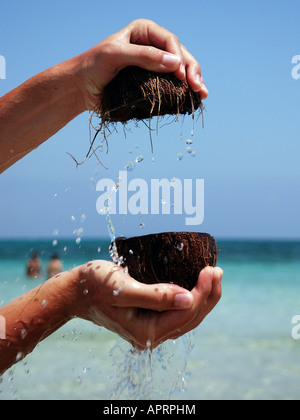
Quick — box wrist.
[49,266,82,321]
[0,268,81,355]
[46,57,89,115]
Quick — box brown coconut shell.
[111,232,218,291]
[96,66,203,124]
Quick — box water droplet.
[185,138,193,145]
[170,177,177,188]
[135,154,144,163]
[16,352,24,362]
[42,299,48,308]
[117,255,124,266]
[177,152,183,161]
[52,239,58,246]
[83,289,89,295]
[191,150,197,157]
[76,237,81,245]
[82,366,90,374]
[71,215,76,221]
[161,197,167,205]
[113,286,123,296]
[77,227,84,235]
[186,145,192,153]
[98,207,107,215]
[177,242,184,251]
[139,222,145,228]
[124,161,135,171]
[129,249,134,255]
[97,246,101,253]
[20,328,27,340]
[123,266,129,275]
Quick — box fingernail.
[202,266,214,273]
[161,53,181,68]
[214,267,224,278]
[195,73,203,90]
[180,63,186,78]
[174,293,193,309]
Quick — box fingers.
[120,19,209,97]
[109,267,194,311]
[117,43,182,74]
[143,266,223,347]
[179,266,223,332]
[118,266,222,349]
[80,259,222,351]
[181,44,209,98]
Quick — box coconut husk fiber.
[111,232,218,291]
[95,66,203,125]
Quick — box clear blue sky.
[0,0,300,240]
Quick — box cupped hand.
[76,19,209,110]
[73,260,222,350]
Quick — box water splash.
[135,155,144,164]
[124,161,135,171]
[109,332,194,400]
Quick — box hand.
[72,261,222,350]
[74,19,209,111]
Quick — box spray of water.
[109,332,194,400]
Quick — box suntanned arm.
[0,268,79,376]
[0,60,86,173]
[0,261,222,376]
[0,19,208,174]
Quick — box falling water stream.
[100,160,196,400]
[109,332,195,400]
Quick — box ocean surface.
[0,238,300,400]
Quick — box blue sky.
[0,0,300,240]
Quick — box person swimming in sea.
[47,253,63,279]
[26,251,42,279]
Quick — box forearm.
[0,20,208,175]
[0,268,79,376]
[0,57,87,174]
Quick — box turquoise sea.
[0,238,300,400]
